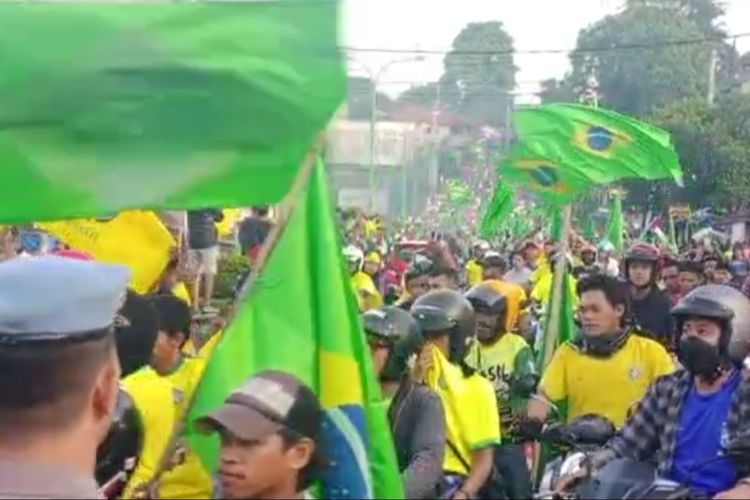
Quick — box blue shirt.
[669,370,740,495]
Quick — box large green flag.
[497,103,682,204]
[0,2,344,223]
[185,160,403,500]
[605,193,625,252]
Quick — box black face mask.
[678,337,723,382]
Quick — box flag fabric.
[535,270,577,372]
[497,103,682,204]
[479,182,514,238]
[185,160,403,500]
[37,211,174,293]
[548,209,564,243]
[583,218,597,243]
[0,2,344,224]
[605,193,625,252]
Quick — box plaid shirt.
[607,369,750,479]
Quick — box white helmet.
[343,245,364,265]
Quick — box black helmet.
[362,306,423,382]
[96,389,143,498]
[465,282,508,342]
[671,285,750,366]
[410,289,476,363]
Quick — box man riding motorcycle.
[624,242,674,348]
[590,285,750,499]
[527,274,674,428]
[572,244,600,280]
[411,290,500,500]
[464,281,537,499]
[362,306,445,499]
[344,244,383,311]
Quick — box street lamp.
[349,55,426,213]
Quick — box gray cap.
[0,256,130,344]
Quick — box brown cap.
[195,370,322,442]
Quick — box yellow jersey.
[121,368,176,499]
[465,260,484,288]
[539,333,674,427]
[157,357,213,499]
[426,347,501,475]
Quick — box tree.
[440,21,516,127]
[539,78,576,104]
[632,91,750,212]
[397,82,439,108]
[563,6,712,116]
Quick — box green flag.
[185,160,403,499]
[536,270,577,372]
[583,217,597,242]
[548,208,564,243]
[446,179,473,206]
[605,193,625,252]
[498,103,682,204]
[0,2,344,223]
[479,182,514,238]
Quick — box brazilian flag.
[513,103,683,188]
[496,103,682,205]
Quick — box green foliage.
[647,91,750,210]
[215,251,251,299]
[440,21,516,126]
[567,6,710,116]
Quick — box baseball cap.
[196,370,323,442]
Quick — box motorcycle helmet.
[624,242,660,284]
[465,282,508,342]
[343,245,364,273]
[96,389,143,498]
[362,306,423,382]
[410,289,476,363]
[671,284,750,366]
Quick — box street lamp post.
[350,55,425,213]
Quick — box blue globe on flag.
[586,126,614,152]
[529,165,560,188]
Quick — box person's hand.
[553,466,588,494]
[450,488,471,500]
[412,344,434,383]
[714,482,750,499]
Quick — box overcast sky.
[343,0,750,102]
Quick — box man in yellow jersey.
[149,294,212,499]
[465,241,489,288]
[110,290,176,499]
[464,281,537,499]
[527,274,674,428]
[344,244,383,311]
[411,290,500,500]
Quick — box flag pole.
[542,203,572,369]
[532,203,572,481]
[136,140,323,498]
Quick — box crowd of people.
[5,208,750,500]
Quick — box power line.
[341,31,750,56]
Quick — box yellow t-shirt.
[466,333,531,393]
[465,260,484,288]
[426,347,501,475]
[121,368,176,499]
[157,357,212,499]
[531,271,578,310]
[540,334,674,427]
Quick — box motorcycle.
[538,431,750,500]
[531,414,617,499]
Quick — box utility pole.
[707,46,718,106]
[429,83,441,201]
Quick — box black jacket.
[629,286,675,347]
[388,379,446,499]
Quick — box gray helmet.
[411,289,476,363]
[671,284,750,366]
[362,306,423,382]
